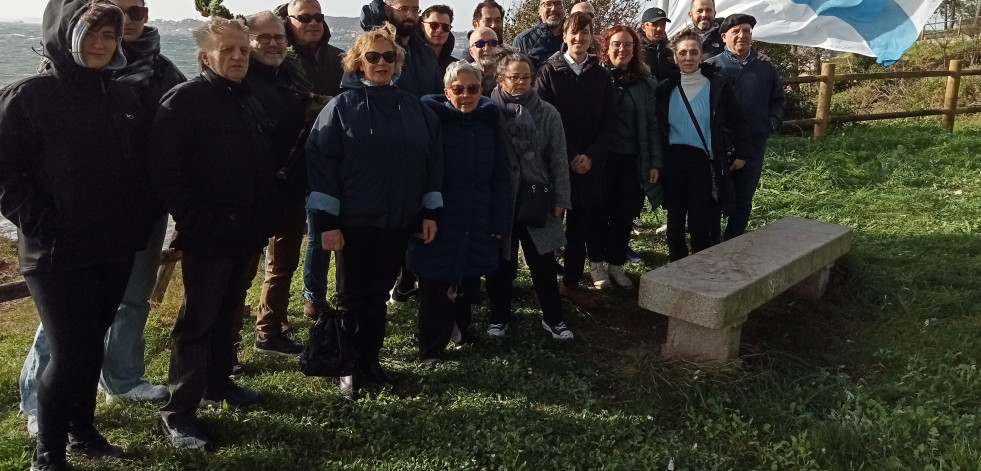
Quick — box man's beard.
[479,56,495,71]
[544,15,563,28]
[395,19,416,37]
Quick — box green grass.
[1,117,980,470]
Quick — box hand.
[758,51,771,62]
[554,206,564,218]
[416,219,437,243]
[730,158,746,171]
[577,154,593,173]
[491,234,503,240]
[321,229,344,251]
[570,155,587,174]
[649,168,660,183]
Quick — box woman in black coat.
[654,29,751,261]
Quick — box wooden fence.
[782,60,981,139]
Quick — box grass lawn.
[1,118,979,470]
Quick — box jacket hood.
[421,93,497,124]
[340,70,402,90]
[43,0,127,73]
[275,2,333,47]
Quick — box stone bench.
[637,217,853,364]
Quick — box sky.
[2,0,520,31]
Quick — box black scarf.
[116,27,161,88]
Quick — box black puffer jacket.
[148,69,280,255]
[641,36,674,81]
[0,0,158,274]
[655,64,752,216]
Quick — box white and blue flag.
[664,0,944,65]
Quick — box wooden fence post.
[814,63,836,139]
[942,59,962,132]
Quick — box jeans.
[20,215,167,416]
[302,209,334,304]
[25,259,133,460]
[716,137,767,241]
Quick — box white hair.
[443,60,483,88]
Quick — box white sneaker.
[106,381,169,403]
[589,262,611,289]
[607,264,634,288]
[486,323,508,338]
[27,414,38,438]
[655,223,668,235]
[541,320,574,340]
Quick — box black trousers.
[604,152,645,266]
[663,144,721,261]
[334,227,407,365]
[486,223,563,326]
[26,259,133,458]
[563,194,606,287]
[417,276,479,359]
[160,250,259,426]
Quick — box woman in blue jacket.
[409,61,511,365]
[306,24,442,395]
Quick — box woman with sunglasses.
[594,25,663,288]
[485,47,573,340]
[306,24,442,396]
[408,60,510,365]
[0,1,159,468]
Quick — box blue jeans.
[712,137,768,242]
[302,209,333,303]
[19,215,167,416]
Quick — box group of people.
[0,0,786,468]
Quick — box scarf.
[490,87,542,160]
[115,27,161,87]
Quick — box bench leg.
[792,263,832,299]
[661,317,742,363]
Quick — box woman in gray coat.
[486,48,573,340]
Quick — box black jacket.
[245,61,309,204]
[706,49,787,142]
[0,0,158,274]
[655,64,752,215]
[148,69,280,255]
[276,6,345,97]
[534,52,617,207]
[116,26,186,116]
[513,22,564,70]
[360,0,443,97]
[431,29,458,79]
[641,35,675,81]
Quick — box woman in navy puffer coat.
[408,61,511,363]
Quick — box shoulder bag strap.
[678,84,712,159]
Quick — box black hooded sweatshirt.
[0,0,158,274]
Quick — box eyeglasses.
[394,6,420,14]
[364,50,398,64]
[252,34,287,45]
[609,41,634,49]
[504,74,532,83]
[124,6,148,22]
[423,21,451,32]
[289,13,325,24]
[449,84,481,95]
[471,39,500,49]
[540,1,564,8]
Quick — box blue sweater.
[668,85,713,158]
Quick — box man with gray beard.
[512,0,566,70]
[467,26,500,96]
[359,0,442,96]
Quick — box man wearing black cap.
[639,7,673,81]
[706,14,785,240]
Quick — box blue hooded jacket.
[306,72,443,234]
[406,94,511,283]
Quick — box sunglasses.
[423,21,451,33]
[364,50,398,64]
[124,5,148,22]
[449,84,481,95]
[471,39,499,49]
[290,13,325,24]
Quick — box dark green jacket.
[622,75,664,208]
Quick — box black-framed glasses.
[124,5,148,22]
[540,1,564,8]
[290,13,325,23]
[449,84,481,95]
[252,33,287,45]
[364,50,398,64]
[422,21,451,32]
[504,74,532,83]
[471,39,499,49]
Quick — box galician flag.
[664,0,945,65]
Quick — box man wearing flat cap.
[639,7,673,80]
[706,14,786,241]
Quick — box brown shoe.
[559,284,597,310]
[303,300,328,321]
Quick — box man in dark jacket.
[513,0,566,70]
[419,4,456,78]
[687,0,724,59]
[535,12,617,310]
[244,11,309,356]
[639,7,674,81]
[706,14,786,240]
[150,18,279,450]
[277,0,344,96]
[359,0,443,97]
[469,26,500,96]
[17,0,185,437]
[460,0,505,62]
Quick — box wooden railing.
[782,60,981,139]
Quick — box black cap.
[641,7,670,23]
[719,14,757,33]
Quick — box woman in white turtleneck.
[654,29,751,261]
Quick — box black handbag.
[299,308,360,377]
[515,180,552,228]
